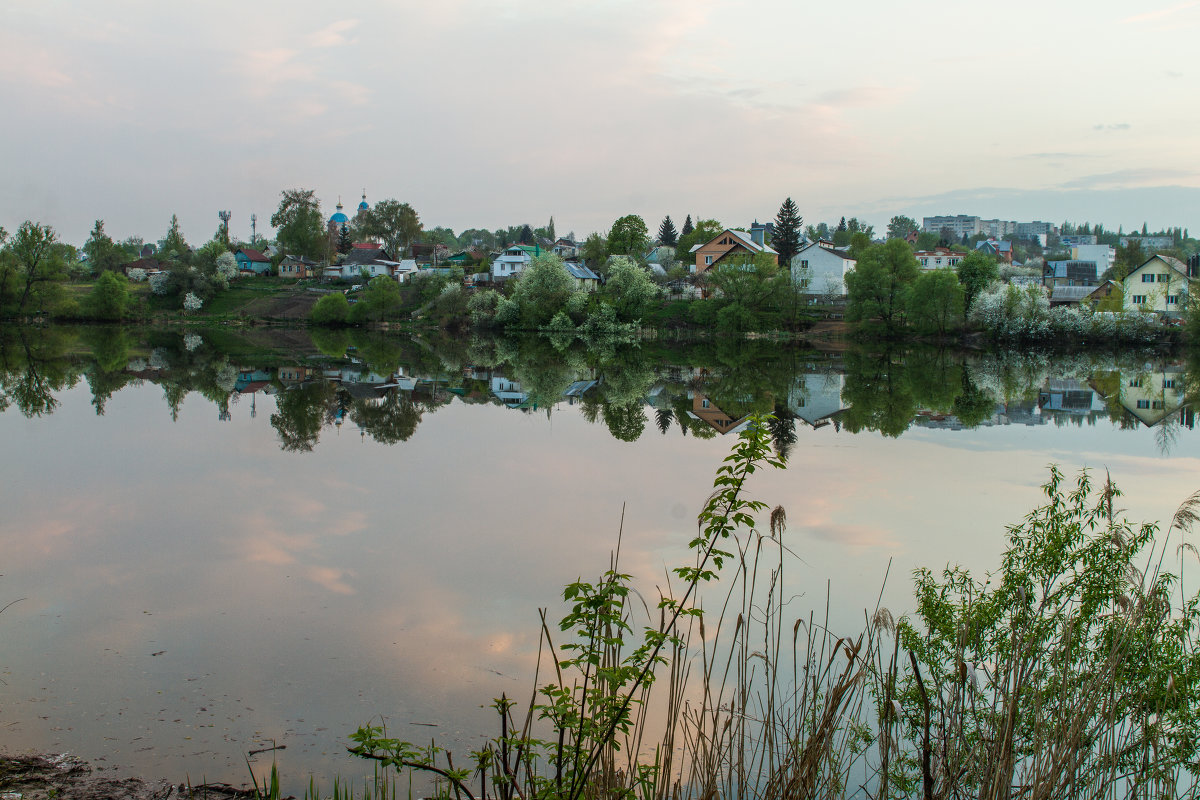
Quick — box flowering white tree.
[216,252,238,281]
[183,292,203,312]
[127,268,147,282]
[149,271,171,295]
[183,333,203,351]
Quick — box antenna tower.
[218,210,231,237]
[251,214,257,242]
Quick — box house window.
[1137,400,1150,409]
[1165,379,1178,388]
[704,255,713,265]
[800,260,809,269]
[1132,295,1147,305]
[1167,295,1179,305]
[1128,378,1143,387]
[1142,273,1154,282]
[1159,273,1170,282]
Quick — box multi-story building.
[1119,235,1175,252]
[1016,221,1057,238]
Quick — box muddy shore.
[0,753,267,800]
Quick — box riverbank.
[0,752,263,800]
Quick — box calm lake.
[1,326,1197,791]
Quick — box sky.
[3,0,1200,246]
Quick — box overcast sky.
[3,0,1200,245]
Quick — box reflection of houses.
[995,399,1045,426]
[787,373,847,428]
[1117,367,1189,426]
[491,375,528,408]
[687,393,752,435]
[1038,379,1107,419]
[277,366,317,385]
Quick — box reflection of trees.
[840,350,917,438]
[768,401,798,458]
[654,406,674,435]
[952,372,997,427]
[271,381,336,452]
[602,401,646,442]
[350,389,422,444]
[0,327,78,417]
[82,327,132,415]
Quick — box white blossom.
[127,268,147,283]
[183,292,203,312]
[183,333,203,351]
[149,271,171,295]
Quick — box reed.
[348,418,1200,800]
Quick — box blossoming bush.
[183,292,203,312]
[971,283,1163,344]
[149,271,171,296]
[127,268,147,283]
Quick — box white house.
[915,248,963,271]
[491,246,533,280]
[1123,254,1192,318]
[791,241,856,297]
[1072,244,1115,275]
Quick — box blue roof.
[358,200,369,211]
[330,212,349,224]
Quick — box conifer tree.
[772,198,803,268]
[680,215,694,238]
[519,224,534,244]
[337,224,352,254]
[657,215,678,247]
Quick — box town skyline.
[4,0,1200,244]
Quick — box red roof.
[237,248,269,262]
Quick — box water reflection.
[1,327,1197,454]
[3,325,1199,790]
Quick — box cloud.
[1024,152,1088,160]
[1093,123,1131,132]
[1060,168,1198,190]
[813,86,902,109]
[308,19,360,48]
[1122,0,1200,23]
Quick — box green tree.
[270,189,326,260]
[358,199,422,259]
[772,198,803,268]
[84,271,131,320]
[580,233,608,270]
[601,257,659,321]
[1114,239,1145,281]
[83,220,128,274]
[607,215,650,257]
[680,215,694,238]
[337,224,352,254]
[350,276,403,323]
[508,254,578,328]
[708,251,787,318]
[311,292,351,325]
[955,250,1000,315]
[907,269,964,335]
[675,218,723,264]
[657,215,678,247]
[158,214,189,261]
[4,221,65,315]
[887,215,919,240]
[844,238,919,335]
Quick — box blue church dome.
[329,199,349,225]
[358,190,369,212]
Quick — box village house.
[690,229,778,273]
[1122,254,1194,318]
[914,247,963,271]
[564,261,600,292]
[337,245,398,280]
[552,238,580,259]
[974,239,1014,264]
[234,248,272,275]
[279,254,319,278]
[491,245,536,280]
[790,240,856,297]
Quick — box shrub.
[310,292,350,326]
